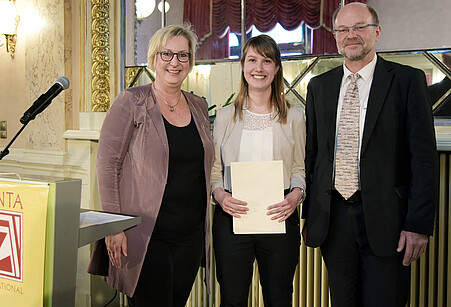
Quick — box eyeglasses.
[157,51,191,63]
[334,24,378,35]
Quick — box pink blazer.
[87,83,215,297]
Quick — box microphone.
[20,77,70,124]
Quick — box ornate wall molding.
[125,66,139,87]
[91,0,111,112]
[134,1,138,65]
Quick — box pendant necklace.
[153,84,181,112]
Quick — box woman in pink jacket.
[88,24,214,306]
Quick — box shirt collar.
[342,54,378,85]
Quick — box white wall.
[369,0,451,51]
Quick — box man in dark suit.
[302,3,438,307]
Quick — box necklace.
[153,84,182,112]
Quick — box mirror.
[126,48,451,118]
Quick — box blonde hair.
[234,35,289,124]
[147,24,198,72]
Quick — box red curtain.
[184,0,366,60]
[312,0,366,54]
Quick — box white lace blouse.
[238,109,274,162]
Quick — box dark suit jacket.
[303,56,439,257]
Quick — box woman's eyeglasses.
[157,51,191,63]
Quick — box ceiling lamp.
[158,1,170,13]
[136,0,156,19]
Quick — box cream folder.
[230,160,285,234]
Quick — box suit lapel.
[326,67,343,154]
[361,56,394,153]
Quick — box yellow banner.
[0,180,49,307]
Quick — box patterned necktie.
[335,73,360,200]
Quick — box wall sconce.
[0,0,20,59]
[136,0,156,19]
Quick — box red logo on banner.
[0,210,23,282]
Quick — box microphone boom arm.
[0,76,70,160]
[0,122,29,160]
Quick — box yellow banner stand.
[0,179,49,307]
[0,176,82,307]
[0,174,140,306]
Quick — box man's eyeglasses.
[334,24,378,35]
[157,51,191,63]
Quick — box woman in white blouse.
[210,35,306,307]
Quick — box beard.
[339,39,373,61]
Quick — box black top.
[153,115,206,236]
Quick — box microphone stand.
[1,77,69,161]
[0,121,29,160]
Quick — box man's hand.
[397,230,428,266]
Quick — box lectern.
[0,175,140,307]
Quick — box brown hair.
[234,34,289,124]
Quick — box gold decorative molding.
[126,66,140,87]
[91,0,111,112]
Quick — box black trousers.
[213,205,300,307]
[128,225,204,307]
[320,191,410,307]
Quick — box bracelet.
[299,187,306,204]
[291,187,306,205]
